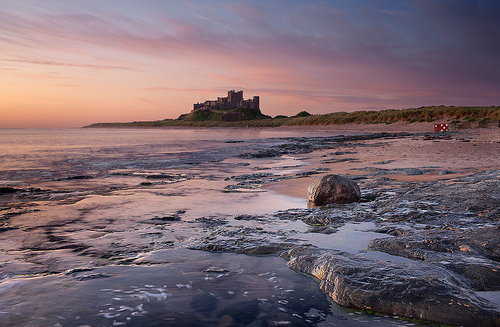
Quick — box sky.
[1,0,499,127]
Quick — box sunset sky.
[1,0,499,127]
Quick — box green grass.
[84,106,500,128]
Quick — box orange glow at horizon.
[1,1,499,128]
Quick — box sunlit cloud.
[4,58,137,71]
[1,0,499,127]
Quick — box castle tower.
[252,96,260,110]
[228,90,243,104]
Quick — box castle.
[193,90,259,111]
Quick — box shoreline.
[223,126,499,325]
[83,105,500,129]
[1,126,499,326]
[265,127,499,199]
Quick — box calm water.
[0,128,419,327]
[0,128,330,182]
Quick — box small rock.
[76,273,111,281]
[204,266,229,273]
[307,174,360,205]
[65,175,94,180]
[0,187,18,195]
[146,174,175,180]
[152,210,186,222]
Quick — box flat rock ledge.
[282,247,500,327]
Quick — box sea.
[0,128,419,327]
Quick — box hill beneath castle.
[84,106,499,128]
[178,107,271,123]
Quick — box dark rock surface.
[0,187,19,195]
[369,226,500,262]
[307,174,361,205]
[223,173,288,192]
[283,247,500,327]
[236,133,413,159]
[185,169,500,325]
[369,227,500,291]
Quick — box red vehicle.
[434,123,449,132]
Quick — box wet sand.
[266,126,499,199]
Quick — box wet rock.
[439,169,458,175]
[237,149,281,159]
[306,225,337,234]
[307,175,360,205]
[358,167,435,176]
[369,226,500,262]
[244,245,285,255]
[399,168,425,175]
[231,173,274,181]
[283,247,500,327]
[63,267,95,275]
[0,225,19,232]
[0,187,19,195]
[369,227,500,291]
[76,273,111,281]
[373,160,395,164]
[189,239,290,255]
[152,210,186,222]
[236,133,412,160]
[187,223,302,255]
[145,173,177,179]
[1,209,37,224]
[295,169,330,177]
[320,158,359,164]
[373,227,412,237]
[64,175,94,180]
[359,192,377,202]
[204,266,229,273]
[331,151,356,155]
[194,216,228,226]
[302,211,345,226]
[110,172,132,176]
[440,255,500,291]
[224,173,288,192]
[424,134,452,140]
[233,214,261,221]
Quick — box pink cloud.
[1,1,499,127]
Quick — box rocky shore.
[1,126,499,326]
[187,168,499,326]
[189,128,500,326]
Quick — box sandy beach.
[267,124,499,198]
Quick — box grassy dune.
[84,106,500,128]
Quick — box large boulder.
[307,174,360,205]
[283,247,500,327]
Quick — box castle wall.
[193,90,259,111]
